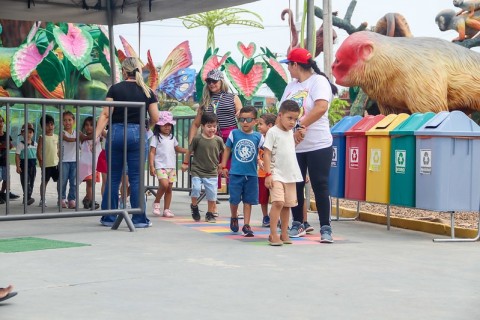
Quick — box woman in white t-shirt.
[279,48,338,243]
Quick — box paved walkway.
[0,168,479,320]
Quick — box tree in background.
[179,8,264,51]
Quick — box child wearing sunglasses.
[220,106,264,237]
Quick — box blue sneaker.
[288,221,306,238]
[134,221,153,228]
[242,224,254,237]
[303,221,314,233]
[262,215,270,227]
[320,225,334,243]
[230,217,239,232]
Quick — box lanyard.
[211,93,224,113]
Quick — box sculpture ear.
[358,43,374,62]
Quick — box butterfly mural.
[118,37,196,102]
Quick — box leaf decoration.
[268,58,288,82]
[0,86,10,97]
[200,52,230,82]
[36,51,66,92]
[158,41,193,85]
[241,58,254,74]
[224,62,267,99]
[53,23,93,70]
[26,21,41,43]
[27,72,64,99]
[237,42,256,59]
[10,41,54,87]
[100,46,121,83]
[158,68,196,101]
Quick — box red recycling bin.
[344,115,385,201]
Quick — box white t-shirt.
[149,134,179,169]
[263,125,303,183]
[62,130,76,162]
[280,73,333,152]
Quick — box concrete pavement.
[0,169,479,320]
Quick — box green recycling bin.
[389,112,435,207]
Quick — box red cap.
[280,48,312,64]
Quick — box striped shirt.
[204,92,237,129]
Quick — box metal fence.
[0,97,148,231]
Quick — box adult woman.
[280,48,338,243]
[188,69,242,215]
[96,57,159,228]
[188,69,242,144]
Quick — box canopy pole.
[322,0,333,80]
[107,0,117,85]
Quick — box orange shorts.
[270,181,298,207]
[84,172,101,183]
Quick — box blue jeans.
[61,162,76,201]
[100,123,149,227]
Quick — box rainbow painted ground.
[159,216,350,245]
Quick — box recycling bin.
[365,113,409,204]
[344,114,385,201]
[389,112,435,207]
[415,111,480,211]
[329,115,363,198]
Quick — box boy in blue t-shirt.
[220,106,264,237]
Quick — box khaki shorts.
[270,181,298,207]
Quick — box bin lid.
[390,112,436,136]
[366,113,410,136]
[414,111,480,137]
[345,114,385,137]
[331,115,363,136]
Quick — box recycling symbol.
[397,152,405,165]
[373,151,380,164]
[352,149,357,161]
[423,152,430,165]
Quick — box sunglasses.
[238,117,255,123]
[206,79,219,85]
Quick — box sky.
[113,0,461,73]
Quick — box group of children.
[150,100,303,246]
[0,112,104,209]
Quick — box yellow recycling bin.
[365,113,409,204]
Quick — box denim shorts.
[228,174,259,205]
[191,176,218,201]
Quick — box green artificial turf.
[0,237,90,253]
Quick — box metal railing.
[0,97,147,231]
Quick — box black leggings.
[291,146,332,226]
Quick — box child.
[220,106,264,237]
[15,123,37,205]
[257,112,277,227]
[78,116,101,210]
[149,111,187,217]
[0,114,20,204]
[60,111,77,209]
[37,114,60,207]
[181,112,224,223]
[263,100,303,246]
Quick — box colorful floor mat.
[0,237,90,253]
[160,216,349,245]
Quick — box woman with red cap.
[280,47,338,243]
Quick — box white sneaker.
[163,209,174,218]
[38,200,47,207]
[237,211,244,219]
[152,203,161,216]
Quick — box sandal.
[280,236,293,244]
[268,235,283,246]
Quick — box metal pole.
[306,0,315,54]
[323,0,333,80]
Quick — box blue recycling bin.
[329,115,363,198]
[415,111,480,211]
